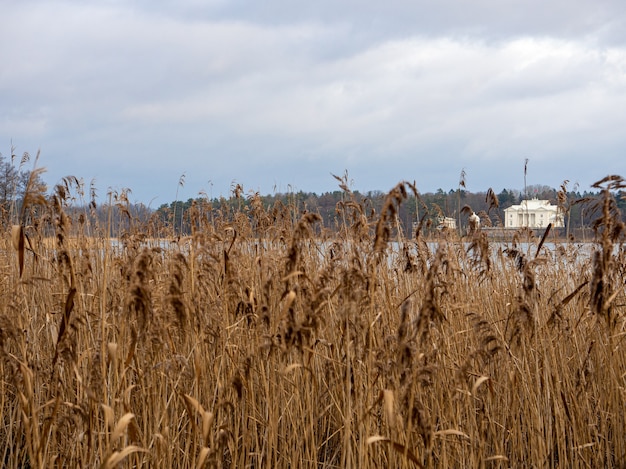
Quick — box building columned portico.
[504,199,563,228]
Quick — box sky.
[2,0,626,206]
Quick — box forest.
[153,181,625,239]
[1,151,624,239]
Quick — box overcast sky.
[2,0,626,205]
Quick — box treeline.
[1,154,624,239]
[154,182,626,237]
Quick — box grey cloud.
[196,0,626,43]
[2,0,626,202]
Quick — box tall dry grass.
[0,175,625,468]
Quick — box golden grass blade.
[383,389,395,428]
[283,363,303,374]
[107,342,118,365]
[281,290,297,317]
[561,281,589,307]
[202,411,213,444]
[535,223,552,259]
[196,447,210,469]
[123,385,137,406]
[11,224,22,250]
[573,442,596,450]
[434,429,470,439]
[11,225,24,277]
[101,404,115,430]
[111,413,136,442]
[183,394,205,416]
[18,154,47,223]
[604,287,622,310]
[281,271,304,282]
[52,287,77,367]
[471,376,490,396]
[100,445,148,469]
[484,455,509,461]
[366,435,423,467]
[64,287,76,317]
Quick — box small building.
[504,199,563,228]
[437,216,457,230]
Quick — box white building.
[504,199,564,228]
[437,216,457,230]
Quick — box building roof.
[504,199,558,212]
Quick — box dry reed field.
[1,174,625,468]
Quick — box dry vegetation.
[1,174,625,468]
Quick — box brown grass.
[0,176,625,468]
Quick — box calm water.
[105,237,621,269]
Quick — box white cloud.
[2,1,626,200]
